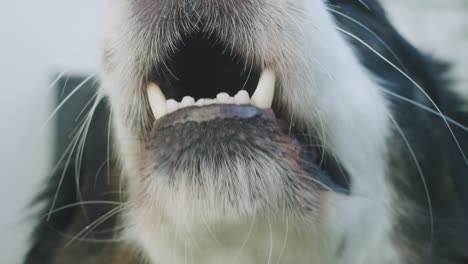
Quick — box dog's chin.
[124,103,349,226]
[120,102,356,264]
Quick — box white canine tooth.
[147,83,167,119]
[166,99,179,113]
[181,96,195,107]
[234,90,250,105]
[251,68,276,108]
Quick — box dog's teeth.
[181,96,195,107]
[251,68,276,108]
[216,93,230,104]
[147,83,167,119]
[151,72,275,118]
[167,99,179,114]
[226,96,235,104]
[198,98,210,105]
[204,99,216,105]
[196,99,206,106]
[234,90,250,104]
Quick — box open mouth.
[145,32,350,193]
[147,67,275,119]
[147,33,270,118]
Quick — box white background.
[0,0,466,263]
[0,1,104,262]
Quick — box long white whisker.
[107,109,113,184]
[45,224,125,244]
[60,73,71,97]
[74,95,104,187]
[73,95,104,226]
[48,127,86,179]
[323,10,466,133]
[327,7,407,72]
[237,209,256,252]
[335,26,468,165]
[357,0,370,10]
[275,199,289,264]
[381,88,468,132]
[266,211,273,264]
[47,94,102,222]
[40,73,96,131]
[42,201,124,219]
[75,93,99,122]
[47,123,86,221]
[94,158,112,190]
[64,205,126,247]
[387,112,434,245]
[47,71,68,94]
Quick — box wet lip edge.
[154,104,275,129]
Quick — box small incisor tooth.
[204,99,216,105]
[251,68,276,108]
[234,90,250,104]
[216,93,230,103]
[181,96,195,107]
[225,96,235,104]
[196,99,206,106]
[147,83,167,119]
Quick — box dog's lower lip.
[151,104,349,194]
[155,104,275,129]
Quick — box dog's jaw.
[101,0,400,263]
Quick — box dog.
[25,0,468,263]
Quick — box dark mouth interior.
[151,33,261,101]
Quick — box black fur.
[329,0,468,262]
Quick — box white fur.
[102,0,399,263]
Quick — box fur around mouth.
[143,32,350,193]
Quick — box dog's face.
[95,0,468,263]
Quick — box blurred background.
[0,1,105,263]
[0,0,466,263]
